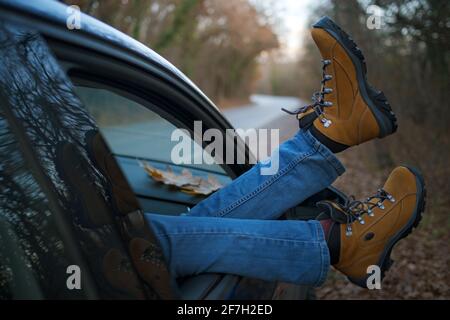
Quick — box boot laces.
[282,59,334,127]
[321,189,395,237]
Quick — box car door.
[0,20,174,299]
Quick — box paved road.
[222,94,304,142]
[222,94,302,130]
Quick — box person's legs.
[144,129,344,286]
[140,15,411,289]
[187,129,345,220]
[147,214,329,286]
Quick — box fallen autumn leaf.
[142,162,223,196]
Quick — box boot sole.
[313,17,398,138]
[347,166,426,288]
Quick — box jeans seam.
[216,148,318,218]
[313,221,330,287]
[318,146,344,180]
[319,242,329,286]
[154,231,325,245]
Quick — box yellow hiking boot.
[318,166,426,287]
[286,16,397,152]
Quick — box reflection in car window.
[0,112,78,299]
[0,21,171,299]
[74,86,226,174]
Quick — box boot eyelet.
[387,195,396,203]
[321,118,332,128]
[377,202,385,210]
[345,225,353,237]
[368,209,374,217]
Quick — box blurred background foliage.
[64,0,449,298]
[67,0,279,105]
[304,0,450,224]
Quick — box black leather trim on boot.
[328,222,340,265]
[298,112,317,129]
[310,124,349,153]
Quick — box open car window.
[73,85,232,215]
[75,86,225,173]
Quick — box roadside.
[221,94,302,131]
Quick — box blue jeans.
[145,130,345,286]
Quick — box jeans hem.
[312,220,330,287]
[303,129,346,178]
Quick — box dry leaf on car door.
[142,162,223,196]
[180,175,223,196]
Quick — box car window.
[74,86,227,174]
[73,85,232,215]
[0,21,172,299]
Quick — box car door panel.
[115,156,232,213]
[0,20,173,299]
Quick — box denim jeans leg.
[188,129,345,220]
[147,213,330,286]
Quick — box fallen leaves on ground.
[142,162,223,196]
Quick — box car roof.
[0,0,219,111]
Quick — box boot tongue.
[316,200,349,224]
